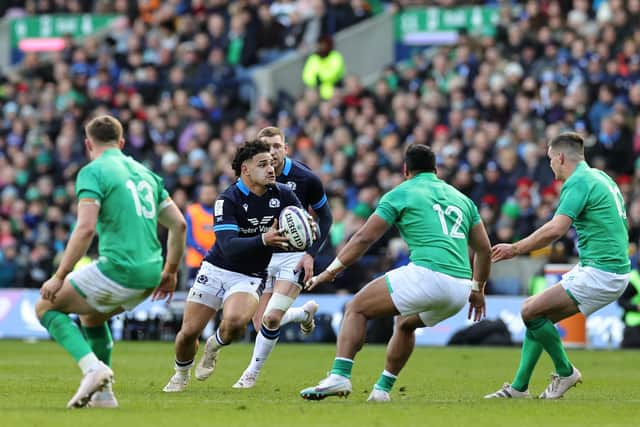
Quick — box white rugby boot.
[195,336,219,381]
[67,361,114,408]
[232,370,258,389]
[88,383,118,408]
[539,365,582,399]
[162,371,190,392]
[484,383,531,399]
[300,374,352,400]
[300,300,319,335]
[367,388,391,402]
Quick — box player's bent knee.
[520,300,537,322]
[395,317,417,332]
[179,322,206,341]
[34,299,51,320]
[223,314,249,333]
[262,312,281,329]
[344,299,363,316]
[262,293,294,328]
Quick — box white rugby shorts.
[263,252,305,293]
[560,264,629,316]
[385,262,472,326]
[68,261,151,313]
[188,261,263,310]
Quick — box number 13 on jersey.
[126,179,156,219]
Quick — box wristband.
[261,233,267,246]
[471,280,485,292]
[327,257,345,274]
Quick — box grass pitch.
[0,340,638,427]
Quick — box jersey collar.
[236,178,250,196]
[282,157,292,176]
[102,148,122,156]
[413,171,439,181]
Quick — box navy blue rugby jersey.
[204,179,301,276]
[273,157,328,255]
[277,157,327,211]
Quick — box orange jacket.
[185,203,215,268]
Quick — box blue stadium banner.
[394,6,499,45]
[0,289,49,339]
[0,290,624,348]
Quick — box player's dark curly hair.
[405,144,436,174]
[232,140,271,177]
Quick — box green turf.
[0,340,638,427]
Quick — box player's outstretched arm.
[297,203,333,283]
[305,214,389,291]
[467,221,491,321]
[491,214,573,263]
[41,199,99,301]
[155,199,187,303]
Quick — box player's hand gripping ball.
[279,206,316,251]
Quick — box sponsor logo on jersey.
[247,216,273,226]
[242,203,248,212]
[240,225,272,234]
[286,181,297,191]
[214,200,224,216]
[242,215,274,234]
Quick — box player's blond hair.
[85,115,123,145]
[257,126,285,144]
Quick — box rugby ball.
[279,206,315,251]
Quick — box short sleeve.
[374,189,402,225]
[308,174,328,211]
[75,166,103,202]
[468,199,481,226]
[212,196,239,233]
[151,171,170,210]
[556,180,588,220]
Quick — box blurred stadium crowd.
[1,0,639,294]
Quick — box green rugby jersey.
[555,161,630,274]
[75,148,170,288]
[374,172,480,279]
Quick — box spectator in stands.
[184,183,217,282]
[227,10,258,68]
[256,2,287,63]
[0,242,18,288]
[1,0,638,298]
[302,35,345,100]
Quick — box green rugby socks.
[82,323,113,366]
[526,318,573,377]
[40,310,98,374]
[330,357,354,379]
[511,329,543,391]
[374,370,397,392]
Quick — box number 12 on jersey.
[433,203,465,239]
